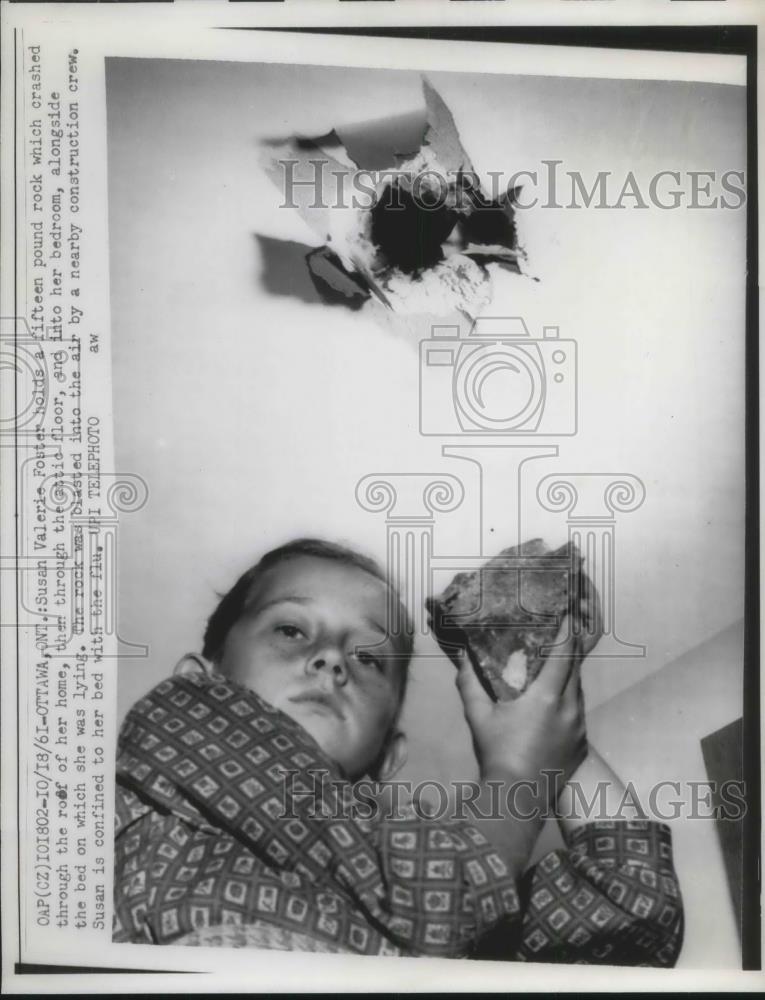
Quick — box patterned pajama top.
[113,673,683,964]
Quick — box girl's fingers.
[562,653,584,706]
[455,657,493,718]
[578,576,604,655]
[536,614,578,698]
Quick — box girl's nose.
[307,647,348,685]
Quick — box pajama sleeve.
[372,813,524,956]
[473,820,684,966]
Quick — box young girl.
[113,538,683,964]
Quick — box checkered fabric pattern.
[505,820,684,965]
[114,673,684,964]
[174,918,349,951]
[113,673,521,957]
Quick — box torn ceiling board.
[306,246,371,309]
[416,78,475,177]
[336,111,427,171]
[260,138,352,244]
[259,77,532,331]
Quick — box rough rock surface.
[426,539,586,701]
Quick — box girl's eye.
[275,624,305,639]
[355,650,383,672]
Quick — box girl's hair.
[202,538,414,696]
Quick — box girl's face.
[218,556,407,779]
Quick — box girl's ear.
[174,653,218,679]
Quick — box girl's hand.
[576,572,603,656]
[456,616,588,804]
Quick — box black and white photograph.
[106,42,748,967]
[1,3,760,993]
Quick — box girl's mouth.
[289,689,345,720]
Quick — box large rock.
[426,539,589,701]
